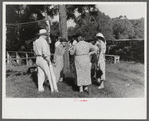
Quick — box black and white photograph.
[2,1,147,119]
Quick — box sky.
[96,2,146,19]
[51,2,146,27]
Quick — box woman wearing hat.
[70,35,96,94]
[53,38,67,82]
[95,33,106,89]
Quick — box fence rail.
[6,51,54,66]
[6,51,36,66]
[6,51,121,66]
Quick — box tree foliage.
[6,5,144,51]
[66,5,98,20]
[69,10,114,40]
[6,5,98,51]
[130,18,144,38]
[112,17,135,39]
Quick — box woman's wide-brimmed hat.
[95,32,106,43]
[96,33,105,39]
[38,29,49,36]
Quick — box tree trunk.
[59,5,70,77]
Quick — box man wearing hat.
[95,32,106,89]
[33,29,58,92]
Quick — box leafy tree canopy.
[6,5,144,51]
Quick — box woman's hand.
[88,53,91,57]
[69,46,74,51]
[53,62,57,67]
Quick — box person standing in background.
[95,33,106,89]
[53,38,67,83]
[90,39,99,82]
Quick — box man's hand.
[44,56,51,65]
[53,62,57,67]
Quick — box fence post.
[6,52,11,65]
[28,59,33,66]
[16,52,21,65]
[26,53,29,66]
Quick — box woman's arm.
[89,43,97,56]
[62,46,66,55]
[101,41,106,54]
[69,46,75,55]
[53,46,59,64]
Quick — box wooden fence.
[6,51,36,66]
[6,51,120,66]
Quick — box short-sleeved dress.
[70,41,96,86]
[96,40,106,80]
[53,44,66,82]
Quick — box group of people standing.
[33,29,106,94]
[69,33,106,93]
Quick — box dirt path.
[5,61,145,98]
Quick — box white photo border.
[2,1,147,119]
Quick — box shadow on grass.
[27,66,38,89]
[6,69,27,77]
[63,77,79,92]
[30,71,38,89]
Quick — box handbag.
[96,67,103,78]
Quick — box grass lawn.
[5,61,145,98]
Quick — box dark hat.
[76,33,82,38]
[60,38,67,42]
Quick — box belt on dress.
[75,54,88,56]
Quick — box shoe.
[79,91,83,94]
[38,88,44,92]
[54,90,59,92]
[79,86,83,93]
[84,87,90,95]
[97,78,101,83]
[98,81,104,89]
[59,78,63,82]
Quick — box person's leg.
[49,62,58,92]
[59,70,63,82]
[96,63,102,85]
[84,85,90,95]
[84,86,88,91]
[39,60,54,93]
[79,86,83,93]
[37,66,45,92]
[59,57,64,82]
[98,61,105,89]
[94,63,97,78]
[101,61,105,81]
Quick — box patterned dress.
[53,44,66,82]
[70,41,96,86]
[96,40,106,80]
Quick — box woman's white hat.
[96,33,105,39]
[38,29,49,36]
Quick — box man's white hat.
[96,33,105,39]
[38,29,49,36]
[55,41,61,48]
